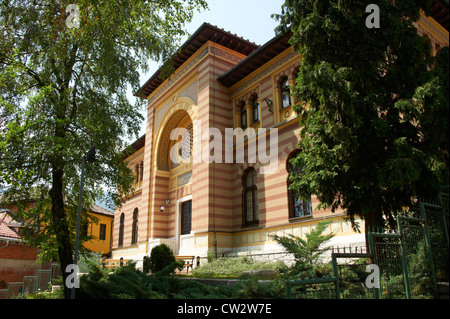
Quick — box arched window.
[287,151,312,219]
[240,102,247,129]
[139,162,144,182]
[180,122,193,160]
[243,168,258,226]
[251,95,260,124]
[131,208,138,245]
[170,117,193,170]
[135,164,140,184]
[118,213,125,247]
[280,76,291,109]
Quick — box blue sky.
[186,0,285,49]
[134,0,285,136]
[141,0,285,86]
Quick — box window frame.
[280,76,291,109]
[240,102,247,129]
[99,223,107,241]
[118,213,125,247]
[287,151,313,219]
[242,168,259,227]
[131,208,138,245]
[251,95,260,124]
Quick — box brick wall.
[0,242,37,260]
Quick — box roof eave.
[136,23,260,99]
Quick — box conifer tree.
[274,0,449,235]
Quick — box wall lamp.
[160,200,170,212]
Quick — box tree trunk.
[364,210,384,252]
[49,166,73,299]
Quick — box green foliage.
[78,262,164,299]
[271,220,335,272]
[147,244,177,274]
[25,286,65,299]
[77,261,237,299]
[232,278,285,299]
[192,256,286,278]
[0,0,207,297]
[273,0,449,231]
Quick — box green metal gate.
[284,195,448,299]
[331,248,376,299]
[285,276,339,299]
[420,194,449,284]
[368,207,439,299]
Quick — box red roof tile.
[0,211,21,240]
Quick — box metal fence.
[0,264,60,299]
[285,194,449,299]
[331,247,376,299]
[285,275,338,299]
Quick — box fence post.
[439,193,449,249]
[366,233,381,299]
[420,203,439,298]
[331,254,340,299]
[285,280,292,299]
[397,216,412,299]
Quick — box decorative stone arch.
[235,86,260,106]
[279,142,299,171]
[273,62,300,85]
[154,97,198,172]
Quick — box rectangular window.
[252,101,260,123]
[241,109,247,129]
[99,224,106,240]
[243,168,259,226]
[289,189,313,219]
[181,200,192,235]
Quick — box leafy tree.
[0,0,207,298]
[273,0,449,238]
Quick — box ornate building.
[111,10,449,265]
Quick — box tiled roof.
[137,22,260,98]
[90,204,114,217]
[0,211,21,240]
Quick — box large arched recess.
[154,97,198,172]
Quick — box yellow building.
[1,199,114,257]
[83,205,114,257]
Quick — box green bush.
[232,277,285,299]
[192,256,285,278]
[77,261,235,299]
[147,244,176,274]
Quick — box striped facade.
[112,16,449,263]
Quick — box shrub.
[147,244,176,274]
[271,220,335,272]
[78,262,164,299]
[192,256,285,278]
[77,261,234,299]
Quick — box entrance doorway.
[181,200,192,235]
